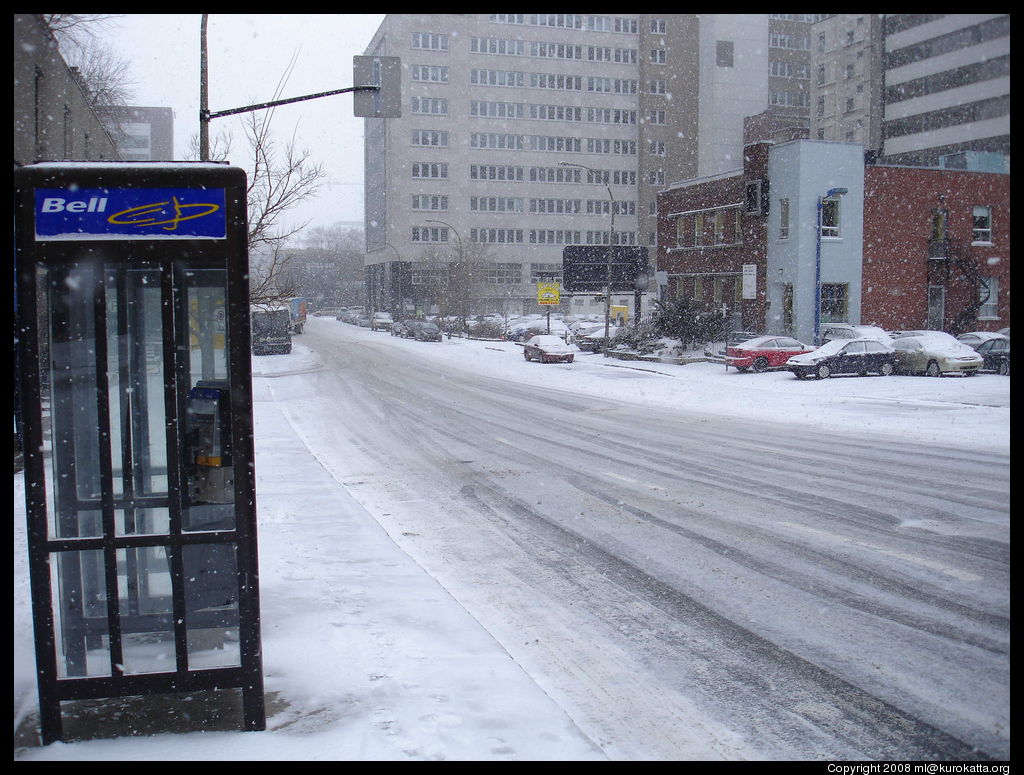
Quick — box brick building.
[657,139,1010,340]
[862,161,1010,334]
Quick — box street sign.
[353,56,402,118]
[562,245,650,293]
[537,283,560,305]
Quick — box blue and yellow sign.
[34,187,227,240]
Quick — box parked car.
[892,331,983,376]
[820,323,894,345]
[725,335,814,372]
[974,336,1010,375]
[523,335,575,363]
[411,321,443,342]
[391,319,413,338]
[355,314,372,327]
[956,331,1008,350]
[786,337,896,379]
[371,312,394,331]
[575,324,620,352]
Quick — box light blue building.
[766,140,865,345]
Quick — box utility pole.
[198,17,400,162]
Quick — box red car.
[523,335,575,363]
[725,335,814,372]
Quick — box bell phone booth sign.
[14,162,265,744]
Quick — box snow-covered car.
[725,335,814,372]
[522,335,575,363]
[786,337,896,379]
[956,331,1008,350]
[574,324,620,352]
[371,312,394,331]
[892,332,983,376]
[411,321,443,342]
[973,336,1009,375]
[391,319,413,337]
[820,323,894,345]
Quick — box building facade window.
[821,283,849,322]
[820,196,842,238]
[972,205,992,243]
[778,198,790,239]
[978,276,998,318]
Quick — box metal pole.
[199,14,209,162]
[814,196,822,346]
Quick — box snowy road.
[263,320,1010,761]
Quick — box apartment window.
[820,196,842,238]
[648,110,666,125]
[471,228,524,244]
[972,206,992,243]
[412,194,448,211]
[779,198,790,239]
[714,211,725,243]
[651,49,667,64]
[675,217,686,247]
[716,41,734,67]
[412,130,448,147]
[483,264,523,284]
[648,170,664,186]
[820,284,849,322]
[978,277,998,318]
[648,140,666,156]
[650,18,667,34]
[411,65,449,82]
[412,226,448,243]
[694,213,704,246]
[411,32,448,51]
[411,162,448,179]
[472,196,524,213]
[649,79,667,94]
[411,97,448,115]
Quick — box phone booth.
[14,162,265,743]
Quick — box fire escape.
[927,236,988,334]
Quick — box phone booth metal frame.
[14,162,265,744]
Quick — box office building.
[360,13,792,317]
[879,14,1010,167]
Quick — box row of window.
[413,130,666,156]
[420,164,641,187]
[410,227,639,245]
[469,37,638,64]
[408,262,591,286]
[488,15,642,34]
[459,102,664,125]
[435,197,639,215]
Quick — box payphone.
[14,162,265,743]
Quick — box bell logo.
[41,197,108,213]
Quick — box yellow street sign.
[537,283,560,305]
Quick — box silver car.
[893,332,983,376]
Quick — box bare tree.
[42,14,136,140]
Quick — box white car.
[371,312,394,331]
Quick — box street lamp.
[814,187,848,345]
[425,219,466,327]
[560,161,616,339]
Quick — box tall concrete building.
[360,13,786,317]
[879,14,1010,166]
[809,14,885,151]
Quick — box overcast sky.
[95,14,387,231]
